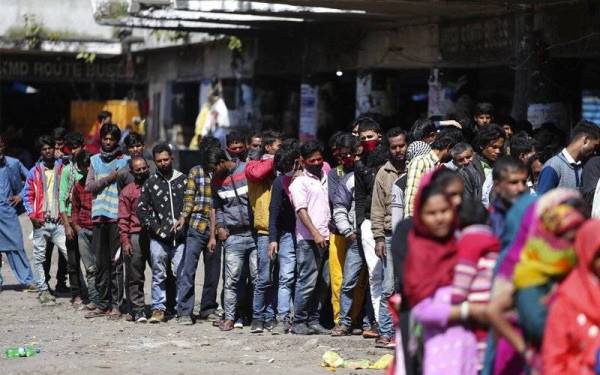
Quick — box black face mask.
[304,163,323,177]
[134,171,150,184]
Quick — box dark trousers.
[201,238,221,314]
[66,237,87,299]
[44,244,68,288]
[92,222,123,311]
[125,232,150,314]
[294,239,328,326]
[177,227,210,317]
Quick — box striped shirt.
[181,165,212,233]
[403,150,440,217]
[88,154,129,221]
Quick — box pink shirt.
[289,170,330,241]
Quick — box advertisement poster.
[299,83,318,141]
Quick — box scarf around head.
[512,188,585,290]
[556,220,600,325]
[403,168,459,308]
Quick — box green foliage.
[228,36,242,51]
[76,51,97,64]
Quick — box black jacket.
[459,154,487,203]
[137,169,187,245]
[354,160,376,230]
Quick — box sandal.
[106,308,122,321]
[84,308,107,319]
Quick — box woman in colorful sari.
[403,171,487,375]
[542,220,600,374]
[488,188,586,374]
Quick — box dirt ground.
[0,216,389,375]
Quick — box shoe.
[331,324,352,337]
[234,319,243,329]
[38,290,56,306]
[271,320,291,335]
[264,320,275,332]
[134,312,148,323]
[362,325,380,339]
[308,323,331,335]
[219,319,235,331]
[250,320,264,333]
[84,308,107,319]
[199,308,222,321]
[375,336,393,349]
[177,315,194,326]
[23,284,37,293]
[71,296,84,307]
[385,337,397,349]
[291,324,313,335]
[148,310,165,324]
[54,283,70,295]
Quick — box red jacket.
[21,160,64,221]
[118,181,142,247]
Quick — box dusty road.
[0,216,388,374]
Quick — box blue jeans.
[277,232,296,323]
[294,239,327,326]
[32,222,68,293]
[223,233,257,321]
[0,250,34,287]
[378,236,395,338]
[77,228,100,305]
[177,227,210,317]
[252,235,277,322]
[339,239,373,328]
[149,240,184,311]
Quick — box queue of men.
[1,102,595,355]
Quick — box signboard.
[299,83,318,141]
[356,73,392,116]
[527,102,569,132]
[0,55,142,82]
[440,16,515,63]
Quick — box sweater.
[246,157,274,235]
[118,181,143,247]
[213,160,253,232]
[86,154,129,221]
[537,149,582,194]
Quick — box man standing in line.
[118,157,151,323]
[58,131,88,305]
[0,134,34,291]
[371,127,408,348]
[84,124,129,319]
[22,135,69,305]
[137,144,187,324]
[289,140,331,335]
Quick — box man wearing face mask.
[289,140,331,335]
[0,134,35,292]
[353,118,387,330]
[118,157,151,323]
[117,132,156,190]
[225,130,248,162]
[326,133,364,329]
[370,127,408,348]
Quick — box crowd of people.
[1,104,600,374]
